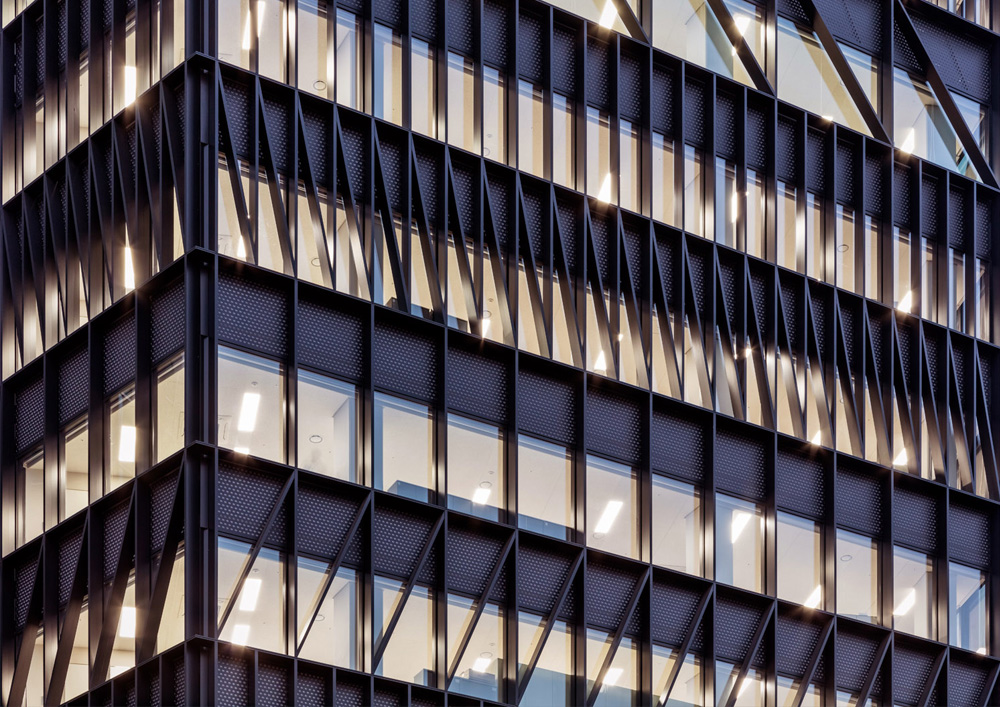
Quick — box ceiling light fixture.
[597,174,613,203]
[240,578,262,612]
[598,0,617,29]
[232,624,251,645]
[472,487,492,505]
[472,657,492,673]
[603,667,624,686]
[119,606,137,638]
[731,510,752,543]
[804,585,822,609]
[119,425,137,463]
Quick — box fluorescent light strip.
[730,511,752,543]
[594,500,624,535]
[603,667,624,687]
[239,577,262,612]
[471,487,492,505]
[119,425,137,463]
[804,585,822,609]
[237,392,261,432]
[231,624,250,645]
[119,606,136,638]
[471,657,492,673]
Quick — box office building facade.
[1,0,1000,704]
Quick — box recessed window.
[619,120,640,212]
[716,660,764,707]
[837,529,879,623]
[587,629,638,706]
[653,646,703,707]
[651,474,703,576]
[518,81,545,178]
[518,436,574,540]
[59,417,89,522]
[447,53,477,153]
[950,562,987,653]
[296,371,356,481]
[716,494,763,592]
[777,512,823,608]
[777,181,800,271]
[374,394,434,501]
[553,94,575,188]
[217,347,286,463]
[587,108,612,202]
[12,447,44,552]
[483,67,507,163]
[335,10,361,109]
[778,676,821,707]
[893,546,934,639]
[297,0,332,99]
[652,133,676,226]
[447,415,504,520]
[684,146,705,237]
[587,456,638,559]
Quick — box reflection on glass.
[777,512,823,608]
[297,371,356,481]
[894,226,913,312]
[218,537,285,653]
[716,494,763,592]
[976,257,990,342]
[448,415,504,520]
[519,612,573,707]
[893,546,934,639]
[374,24,403,125]
[836,205,856,291]
[746,169,765,258]
[108,385,137,491]
[217,347,286,462]
[652,475,703,576]
[684,146,705,237]
[837,529,879,623]
[297,0,332,98]
[951,248,966,332]
[776,19,870,135]
[518,436,574,540]
[63,602,89,702]
[154,353,185,464]
[375,577,435,685]
[257,0,286,81]
[950,562,987,653]
[587,629,638,707]
[807,192,824,281]
[716,158,737,248]
[864,215,879,300]
[587,456,638,559]
[374,394,434,501]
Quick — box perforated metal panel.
[836,465,882,536]
[715,428,767,500]
[217,463,285,540]
[812,0,881,53]
[587,387,641,464]
[217,653,249,707]
[651,65,675,136]
[257,658,290,706]
[217,274,288,358]
[447,527,506,597]
[57,525,84,607]
[893,485,938,553]
[835,626,881,693]
[892,641,938,707]
[716,93,736,160]
[587,36,610,111]
[14,375,45,453]
[410,0,437,40]
[776,447,825,518]
[482,0,508,68]
[684,79,706,148]
[650,579,702,647]
[518,367,577,444]
[447,346,507,423]
[715,595,766,662]
[373,505,434,576]
[518,11,543,84]
[373,321,438,400]
[103,496,130,581]
[296,668,330,707]
[298,299,364,381]
[104,313,136,396]
[776,118,797,183]
[620,52,642,122]
[517,541,575,614]
[776,612,824,677]
[949,654,992,707]
[949,500,991,568]
[586,562,641,631]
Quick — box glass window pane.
[519,613,573,707]
[411,39,436,137]
[652,475,703,576]
[777,512,823,608]
[374,25,403,125]
[297,371,356,481]
[716,660,764,707]
[335,10,361,109]
[716,494,763,592]
[587,456,638,559]
[652,0,756,87]
[483,67,506,164]
[553,94,575,188]
[684,146,705,237]
[374,394,434,501]
[297,0,331,99]
[448,597,503,701]
[776,18,870,135]
[587,630,638,707]
[620,120,640,213]
[297,559,357,667]
[837,529,879,623]
[893,546,934,639]
[447,415,504,520]
[108,385,137,491]
[14,447,44,551]
[894,226,913,312]
[777,181,800,271]
[218,0,251,68]
[217,347,285,462]
[518,437,574,540]
[518,81,545,178]
[257,0,287,81]
[218,538,285,653]
[653,646,704,707]
[588,108,613,201]
[653,133,676,226]
[63,603,89,702]
[836,205,856,291]
[154,353,185,464]
[447,53,477,153]
[375,577,435,685]
[950,562,987,653]
[59,417,88,522]
[716,158,737,248]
